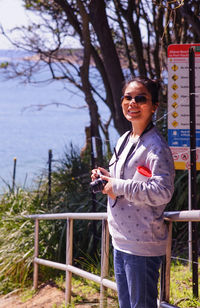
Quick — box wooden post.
[33,219,39,289]
[48,149,52,204]
[12,157,17,193]
[65,218,73,305]
[165,221,173,302]
[100,219,110,308]
[160,220,173,304]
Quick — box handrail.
[27,209,200,221]
[164,210,200,221]
[27,212,108,220]
[28,212,114,308]
[27,210,200,308]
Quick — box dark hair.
[122,76,161,105]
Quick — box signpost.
[168,44,200,298]
[168,44,200,170]
[189,47,198,298]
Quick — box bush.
[0,189,46,293]
[0,145,108,293]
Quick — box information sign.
[168,44,200,170]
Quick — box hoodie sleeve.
[112,143,175,207]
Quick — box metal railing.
[160,210,200,308]
[28,210,200,308]
[29,212,115,308]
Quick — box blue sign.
[168,129,200,147]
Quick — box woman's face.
[121,81,158,127]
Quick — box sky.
[0,0,33,49]
[0,0,80,50]
[0,0,148,50]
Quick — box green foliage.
[0,145,107,294]
[168,169,200,213]
[40,145,108,263]
[166,170,200,255]
[169,259,200,307]
[0,177,74,293]
[0,62,9,69]
[0,189,43,294]
[0,144,199,302]
[166,170,189,212]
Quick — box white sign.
[168,44,200,170]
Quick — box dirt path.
[0,284,97,308]
[0,282,116,307]
[0,284,65,308]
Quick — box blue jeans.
[114,248,163,308]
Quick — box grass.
[20,288,37,303]
[44,260,200,308]
[1,260,199,308]
[54,261,200,308]
[169,259,200,307]
[54,275,118,308]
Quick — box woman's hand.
[98,167,116,200]
[91,167,110,181]
[91,167,116,200]
[101,175,116,200]
[91,168,99,182]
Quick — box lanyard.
[110,122,154,208]
[109,121,154,169]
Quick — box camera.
[90,171,107,194]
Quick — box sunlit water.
[0,50,119,191]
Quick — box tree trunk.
[77,0,103,165]
[89,0,130,135]
[179,2,200,39]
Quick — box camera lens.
[90,178,106,193]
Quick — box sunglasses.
[121,95,147,104]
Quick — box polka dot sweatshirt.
[107,126,175,257]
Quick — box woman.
[91,76,175,308]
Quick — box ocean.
[0,50,119,191]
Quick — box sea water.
[0,50,119,191]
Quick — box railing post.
[33,218,39,289]
[65,218,73,305]
[165,221,173,302]
[100,219,110,308]
[12,157,17,193]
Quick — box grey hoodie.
[107,126,175,256]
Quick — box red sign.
[168,44,200,58]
